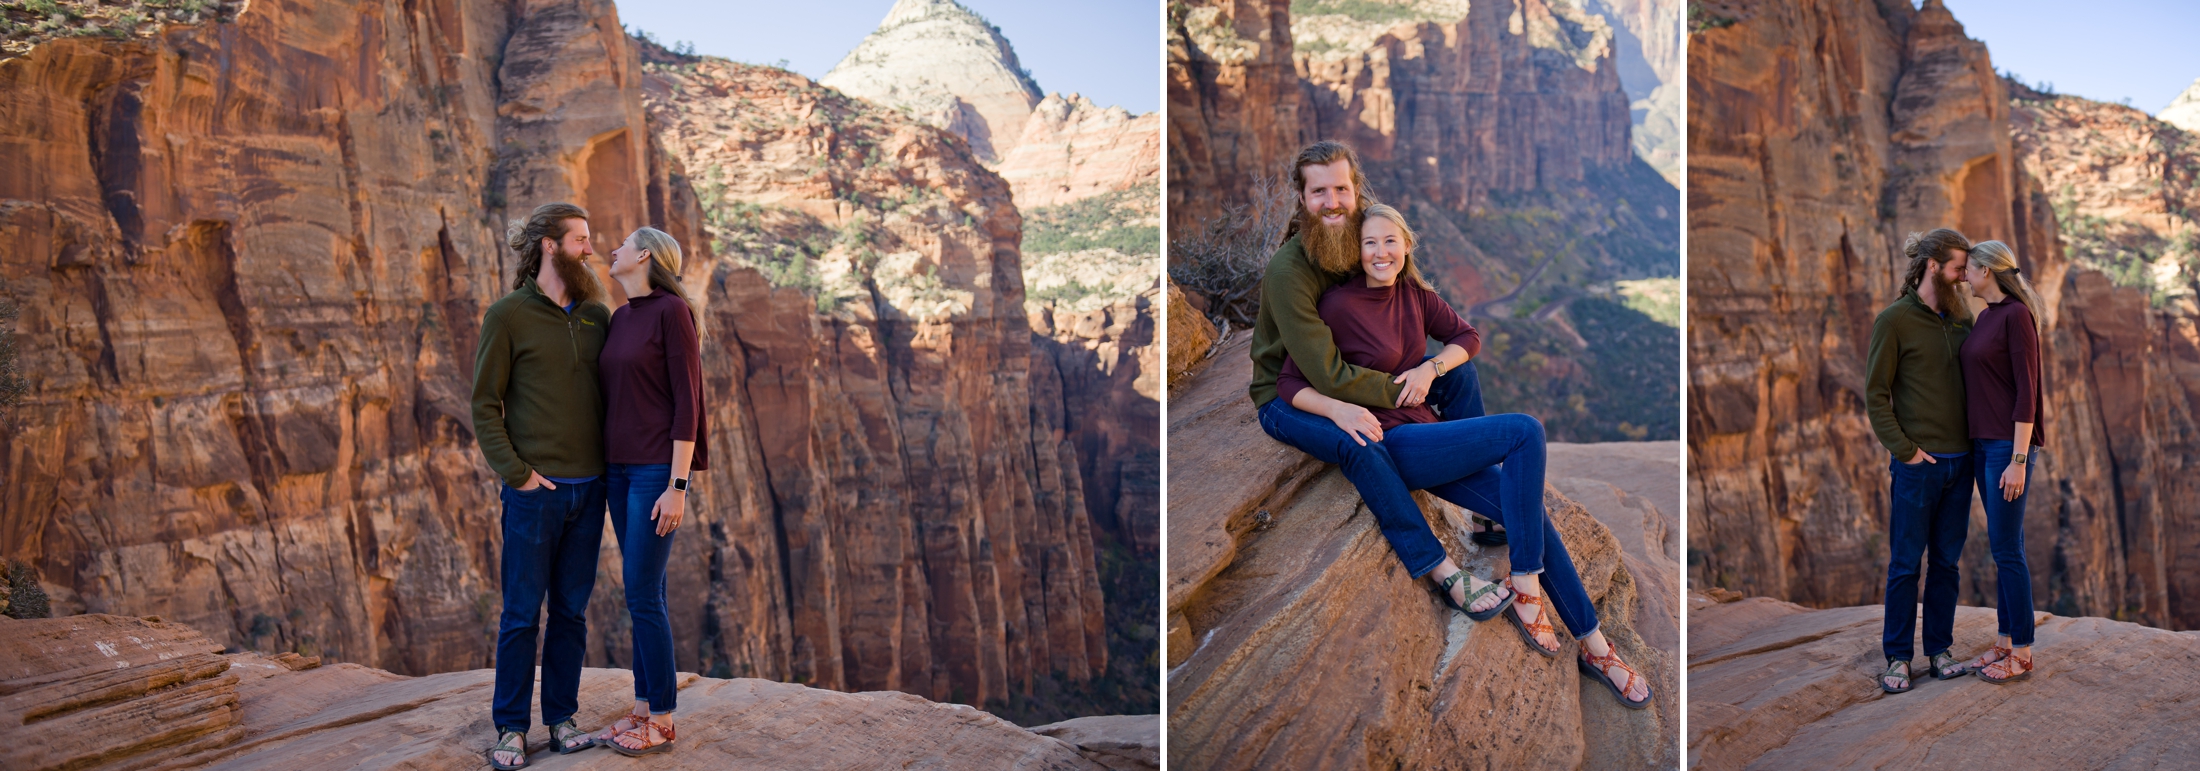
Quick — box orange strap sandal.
[1957,643,2010,678]
[595,710,649,747]
[1978,650,2033,684]
[1579,647,1653,709]
[1503,583,1562,657]
[610,717,677,757]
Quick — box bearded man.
[1866,226,1977,696]
[473,202,614,768]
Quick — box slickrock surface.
[2,0,1145,722]
[1164,336,1677,769]
[1687,0,2200,630]
[1688,594,2200,770]
[0,614,1156,771]
[819,0,1044,166]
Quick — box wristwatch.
[2010,453,2027,465]
[1431,358,1447,378]
[671,477,691,492]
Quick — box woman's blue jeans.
[1256,361,1599,637]
[1975,440,2036,647]
[608,463,680,714]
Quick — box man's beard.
[1303,206,1361,275]
[550,244,603,306]
[1929,266,1972,322]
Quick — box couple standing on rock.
[1873,228,2046,693]
[471,203,709,768]
[1246,141,1653,709]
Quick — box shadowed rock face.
[1163,336,1678,769]
[0,0,1134,717]
[1688,594,2200,770]
[1686,0,2200,631]
[0,614,1158,771]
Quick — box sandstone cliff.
[1169,0,1680,443]
[818,0,1042,166]
[996,94,1161,210]
[1589,0,1684,182]
[2157,76,2200,133]
[1688,593,2200,769]
[0,0,1142,722]
[1164,336,1678,769]
[0,613,1158,771]
[1686,0,2200,631]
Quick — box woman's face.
[609,234,649,281]
[1360,216,1408,286]
[1962,254,1991,298]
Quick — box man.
[1866,226,1975,695]
[474,202,613,768]
[1246,140,1496,586]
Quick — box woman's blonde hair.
[628,227,701,332]
[1967,240,2042,334]
[1359,204,1434,290]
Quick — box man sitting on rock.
[472,202,614,769]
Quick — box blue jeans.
[1256,362,1599,636]
[493,478,607,734]
[1881,452,1974,661]
[1974,440,2036,647]
[608,463,680,713]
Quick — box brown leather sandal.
[1978,650,2033,684]
[610,717,677,756]
[595,710,649,746]
[1957,643,2010,678]
[1579,647,1653,709]
[1504,582,1562,657]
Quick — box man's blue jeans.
[608,463,680,714]
[493,478,607,734]
[1881,452,1974,661]
[1256,361,1600,636]
[1974,440,2036,647]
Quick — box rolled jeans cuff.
[1511,568,1546,576]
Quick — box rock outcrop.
[995,94,1161,209]
[2157,76,2200,133]
[818,0,1043,166]
[1164,336,1678,769]
[1,0,1141,720]
[0,613,1159,771]
[1688,593,2200,769]
[1169,0,1680,442]
[1686,0,2200,630]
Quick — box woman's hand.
[1326,402,1384,446]
[1393,361,1437,408]
[652,486,686,536]
[1999,461,2026,501]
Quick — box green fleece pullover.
[471,277,611,488]
[1865,290,1971,460]
[1247,233,1406,408]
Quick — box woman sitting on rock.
[589,227,708,755]
[1268,204,1651,709]
[1952,240,2043,684]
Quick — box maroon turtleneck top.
[1277,278,1482,429]
[600,290,710,470]
[1959,297,2044,447]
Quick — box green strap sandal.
[486,730,528,770]
[1434,571,1513,622]
[1879,658,1913,694]
[550,719,595,754]
[1929,650,1965,680]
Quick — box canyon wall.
[0,0,1124,715]
[1686,0,2200,629]
[1168,0,1680,442]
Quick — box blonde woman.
[589,227,707,755]
[1953,240,2044,684]
[1272,204,1652,709]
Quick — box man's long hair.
[506,202,601,304]
[1900,227,1973,323]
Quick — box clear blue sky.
[1939,0,2200,112]
[614,0,1161,114]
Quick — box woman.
[590,227,708,754]
[1273,205,1651,708]
[1953,240,2043,684]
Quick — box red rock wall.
[0,0,1116,709]
[1686,0,2200,629]
[1166,0,1304,237]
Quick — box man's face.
[1939,248,1968,287]
[1300,160,1357,227]
[548,218,594,262]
